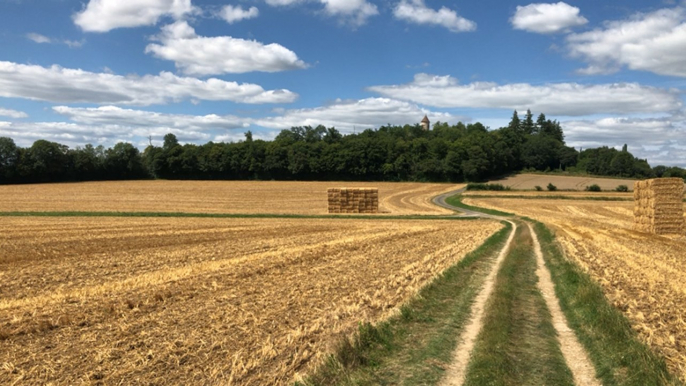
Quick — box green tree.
[522,135,561,170]
[610,151,634,177]
[508,110,521,133]
[522,109,535,135]
[462,145,490,181]
[535,113,547,134]
[105,142,146,179]
[163,133,179,150]
[26,139,70,182]
[70,144,103,180]
[0,137,18,180]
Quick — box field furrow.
[0,217,500,385]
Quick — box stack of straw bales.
[328,188,379,214]
[633,178,685,235]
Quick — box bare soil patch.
[487,174,641,191]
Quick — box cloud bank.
[567,7,686,77]
[369,73,682,116]
[0,61,298,105]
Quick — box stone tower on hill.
[421,115,430,131]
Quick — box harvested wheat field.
[487,173,640,190]
[463,194,686,380]
[0,181,459,216]
[462,190,634,198]
[0,216,499,384]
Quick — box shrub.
[466,183,510,191]
[534,185,543,191]
[547,183,557,191]
[616,185,629,192]
[585,184,602,192]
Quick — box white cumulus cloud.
[264,0,377,26]
[26,33,51,43]
[369,73,682,116]
[563,114,686,166]
[511,2,587,34]
[73,0,196,32]
[0,61,298,105]
[320,0,378,26]
[265,0,304,5]
[220,5,260,24]
[145,21,308,75]
[0,108,28,119]
[567,7,686,77]
[394,0,476,33]
[53,105,249,130]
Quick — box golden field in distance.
[0,217,500,385]
[463,194,686,380]
[0,181,459,216]
[486,173,641,190]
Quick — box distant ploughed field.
[0,181,459,215]
[0,217,500,385]
[487,173,640,190]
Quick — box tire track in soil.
[435,189,601,386]
[528,222,601,386]
[438,220,518,386]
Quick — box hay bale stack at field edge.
[633,178,685,235]
[328,188,379,214]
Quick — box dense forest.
[1,110,685,184]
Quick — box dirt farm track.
[464,194,686,379]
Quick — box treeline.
[1,110,684,184]
[0,139,147,183]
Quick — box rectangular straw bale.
[327,187,379,214]
[633,178,685,235]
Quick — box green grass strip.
[532,221,680,385]
[297,222,513,386]
[463,194,633,201]
[444,195,514,217]
[0,211,479,221]
[464,224,574,386]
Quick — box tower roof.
[421,115,430,123]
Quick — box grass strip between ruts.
[464,223,574,386]
[296,222,512,386]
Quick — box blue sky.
[0,0,685,166]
